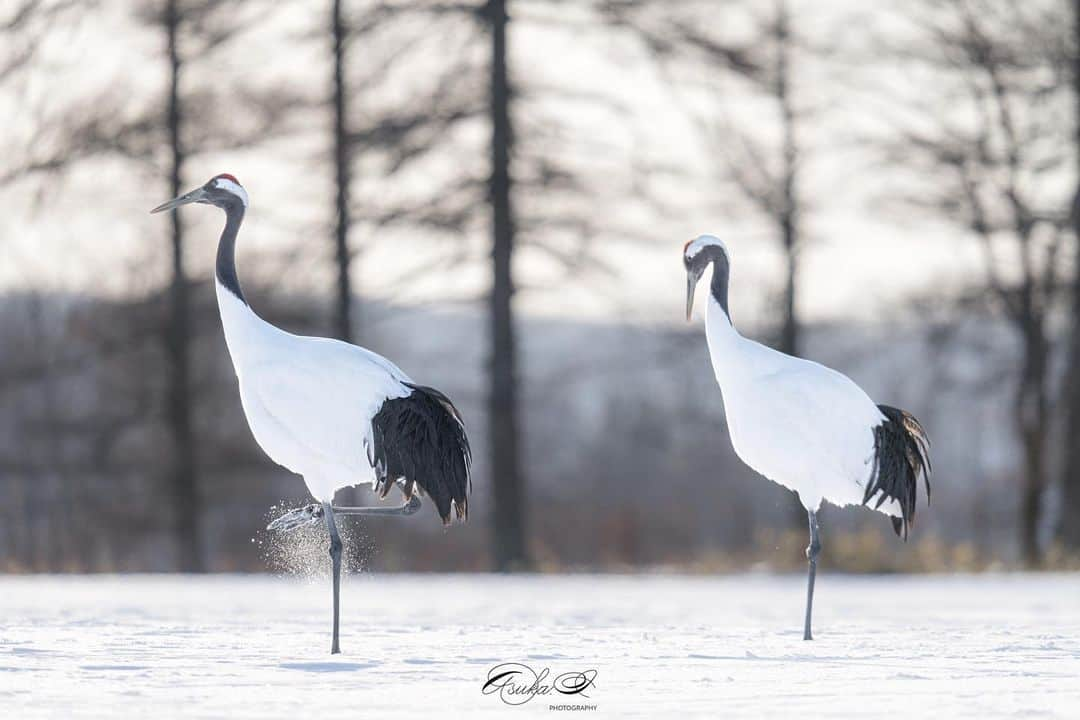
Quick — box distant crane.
[683,235,930,640]
[152,174,471,654]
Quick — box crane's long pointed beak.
[686,273,697,322]
[150,187,206,214]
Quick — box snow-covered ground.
[1,573,1078,719]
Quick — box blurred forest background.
[2,0,1080,574]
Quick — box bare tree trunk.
[164,0,202,572]
[1060,0,1080,552]
[775,0,799,359]
[1019,432,1045,566]
[1017,325,1048,567]
[331,0,354,342]
[486,0,529,571]
[774,0,806,534]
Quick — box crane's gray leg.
[333,494,422,517]
[324,501,342,655]
[267,494,421,531]
[803,510,821,641]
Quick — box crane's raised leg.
[323,501,342,655]
[333,494,422,518]
[803,510,821,641]
[267,494,422,532]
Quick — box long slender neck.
[705,257,742,380]
[710,257,730,321]
[216,203,246,303]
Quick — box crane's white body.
[152,173,471,655]
[702,293,899,517]
[216,282,411,501]
[683,234,926,640]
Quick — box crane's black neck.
[710,253,731,321]
[216,203,246,303]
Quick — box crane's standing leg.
[323,501,342,654]
[803,509,821,641]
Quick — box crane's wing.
[241,337,470,521]
[729,360,885,500]
[752,365,930,535]
[240,338,410,480]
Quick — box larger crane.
[683,235,930,640]
[152,174,471,654]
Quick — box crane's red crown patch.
[214,173,241,185]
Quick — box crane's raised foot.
[267,503,324,532]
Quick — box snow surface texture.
[1,574,1078,719]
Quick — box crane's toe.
[267,503,324,532]
[401,495,422,515]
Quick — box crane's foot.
[267,503,324,532]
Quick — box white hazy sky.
[0,0,999,329]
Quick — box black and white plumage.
[683,235,931,640]
[370,383,471,523]
[869,405,931,540]
[152,174,470,653]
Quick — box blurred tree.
[347,0,607,572]
[762,0,802,359]
[884,0,1072,566]
[328,1,482,341]
[161,0,202,572]
[338,1,619,571]
[331,0,354,343]
[0,0,297,571]
[0,1,87,84]
[485,0,529,571]
[602,0,811,356]
[1060,0,1080,552]
[0,0,111,572]
[603,0,820,532]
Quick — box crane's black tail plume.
[370,383,471,524]
[866,405,931,540]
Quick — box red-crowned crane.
[683,235,930,640]
[152,174,471,654]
